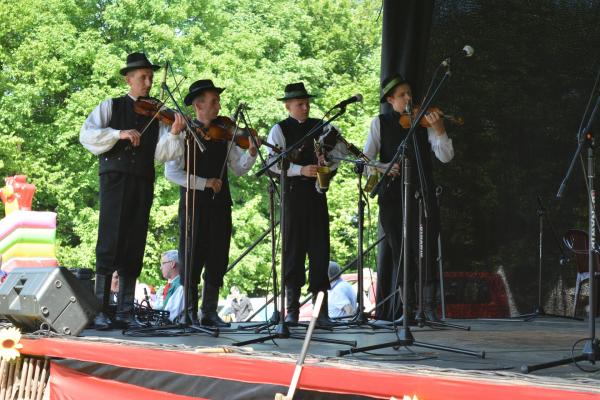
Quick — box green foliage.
[0,0,382,291]
[3,0,597,313]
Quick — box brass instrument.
[334,134,380,194]
[314,140,332,191]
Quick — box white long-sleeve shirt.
[79,95,183,163]
[164,139,257,190]
[363,116,454,164]
[164,283,184,322]
[266,119,348,176]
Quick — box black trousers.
[376,193,440,320]
[178,187,232,296]
[96,172,154,278]
[283,179,330,293]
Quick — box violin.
[205,116,280,153]
[134,98,279,153]
[133,97,179,125]
[399,105,464,129]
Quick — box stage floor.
[85,316,600,382]
[17,316,600,399]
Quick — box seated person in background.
[158,250,184,322]
[327,261,357,318]
[229,286,253,322]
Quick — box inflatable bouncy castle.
[0,176,58,272]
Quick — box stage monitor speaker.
[0,267,98,336]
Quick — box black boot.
[284,286,301,323]
[200,284,230,327]
[423,282,441,322]
[315,291,335,328]
[113,276,144,329]
[93,274,112,330]
[187,287,200,326]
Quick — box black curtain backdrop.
[380,0,435,106]
[380,0,600,317]
[426,0,600,316]
[377,0,435,310]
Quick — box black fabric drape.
[377,0,435,318]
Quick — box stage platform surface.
[20,317,600,399]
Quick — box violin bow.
[138,62,188,137]
[213,104,245,199]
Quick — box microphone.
[160,61,169,97]
[333,93,363,109]
[232,103,245,122]
[441,45,474,66]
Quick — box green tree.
[0,0,383,295]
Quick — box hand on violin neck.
[424,110,445,135]
[206,178,223,194]
[171,113,186,135]
[120,129,141,146]
[248,135,259,157]
[301,165,319,178]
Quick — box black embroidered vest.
[184,120,231,207]
[278,117,324,182]
[99,95,159,180]
[378,111,434,201]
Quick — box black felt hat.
[119,52,161,76]
[380,73,410,103]
[277,82,316,101]
[184,79,225,106]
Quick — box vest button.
[118,157,121,160]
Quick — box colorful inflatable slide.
[0,175,58,272]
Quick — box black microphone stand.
[514,196,582,321]
[241,235,386,325]
[413,190,470,331]
[339,63,483,359]
[522,87,600,374]
[232,106,357,347]
[321,157,388,330]
[125,82,217,338]
[435,186,447,320]
[235,107,283,330]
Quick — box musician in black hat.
[363,73,454,322]
[80,52,186,330]
[267,82,346,327]
[165,79,258,327]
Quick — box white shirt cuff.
[289,164,303,176]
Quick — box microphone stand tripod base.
[521,339,598,374]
